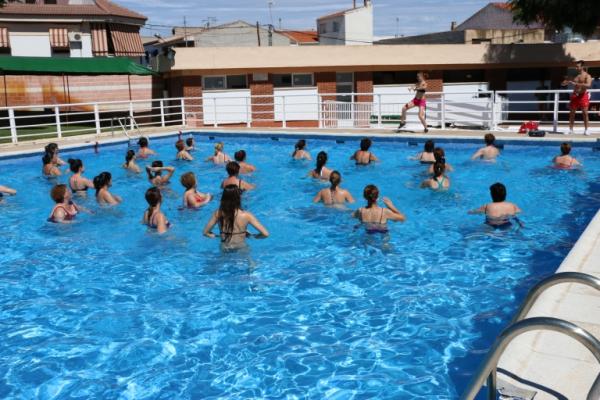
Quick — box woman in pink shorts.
[397,71,429,133]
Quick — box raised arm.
[313,190,323,203]
[383,197,406,222]
[163,166,176,181]
[0,185,16,195]
[203,211,219,238]
[471,148,483,161]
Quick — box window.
[336,72,354,102]
[472,38,491,44]
[332,21,340,33]
[203,75,248,90]
[373,71,419,85]
[443,69,485,83]
[226,75,247,89]
[204,76,225,90]
[44,0,57,4]
[273,73,314,88]
[319,23,327,34]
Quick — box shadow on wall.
[484,43,575,66]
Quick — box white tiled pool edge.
[497,209,600,399]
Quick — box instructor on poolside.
[567,60,592,136]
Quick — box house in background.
[172,21,291,47]
[317,0,373,45]
[277,30,319,46]
[377,2,545,45]
[0,0,146,58]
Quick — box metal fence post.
[282,95,287,128]
[490,92,497,131]
[160,100,165,127]
[180,98,186,126]
[351,95,355,127]
[377,94,382,128]
[212,97,218,128]
[8,108,17,144]
[553,92,559,133]
[245,97,251,128]
[129,102,134,130]
[94,103,101,136]
[55,106,62,139]
[318,95,323,128]
[440,93,446,129]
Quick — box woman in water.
[203,185,269,248]
[206,142,231,164]
[142,187,171,234]
[313,171,355,205]
[181,172,212,209]
[48,184,79,223]
[553,142,581,169]
[93,172,122,205]
[123,149,141,173]
[421,162,450,191]
[45,143,67,166]
[185,137,195,151]
[292,139,311,160]
[350,138,379,165]
[42,152,61,177]
[68,159,94,195]
[469,182,522,229]
[0,185,17,200]
[396,71,429,133]
[427,147,454,174]
[234,150,256,174]
[221,161,255,191]
[175,139,194,161]
[352,185,406,233]
[137,137,156,159]
[309,151,333,180]
[471,134,500,161]
[146,161,175,186]
[412,140,436,164]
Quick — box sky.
[119,0,492,39]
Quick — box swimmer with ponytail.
[123,149,141,173]
[309,151,333,180]
[313,170,354,205]
[93,172,122,205]
[142,187,171,234]
[352,184,406,233]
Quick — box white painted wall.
[344,6,373,45]
[202,89,251,125]
[273,88,319,121]
[443,82,492,127]
[318,16,344,46]
[9,33,51,57]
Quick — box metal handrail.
[461,317,600,400]
[512,272,600,323]
[116,116,142,140]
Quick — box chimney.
[451,21,457,31]
[364,0,372,6]
[353,0,356,8]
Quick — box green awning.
[0,56,156,75]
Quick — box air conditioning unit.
[68,32,83,42]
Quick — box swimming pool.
[0,133,599,399]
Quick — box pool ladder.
[461,272,600,400]
[114,116,143,147]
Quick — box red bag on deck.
[519,121,539,134]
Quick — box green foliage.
[510,0,600,36]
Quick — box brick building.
[164,43,600,128]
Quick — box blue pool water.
[0,134,599,399]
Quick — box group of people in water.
[0,132,584,248]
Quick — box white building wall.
[9,33,52,57]
[344,6,373,45]
[318,16,345,46]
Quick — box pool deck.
[1,125,600,398]
[0,125,599,158]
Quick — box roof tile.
[0,0,146,21]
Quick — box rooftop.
[277,30,319,44]
[455,2,544,30]
[0,0,146,22]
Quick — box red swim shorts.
[570,92,590,110]
[412,97,426,108]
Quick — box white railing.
[1,89,599,144]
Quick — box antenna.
[268,0,274,26]
[278,17,282,30]
[183,16,188,47]
[395,17,399,38]
[202,17,217,29]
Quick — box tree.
[509,0,600,37]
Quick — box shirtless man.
[471,133,500,162]
[567,60,592,135]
